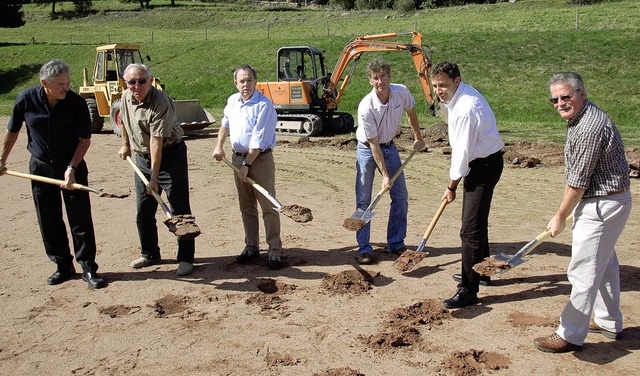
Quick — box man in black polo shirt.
[0,59,106,289]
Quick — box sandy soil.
[1,117,639,376]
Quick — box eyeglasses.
[127,78,148,86]
[50,80,72,88]
[549,89,580,104]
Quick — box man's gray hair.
[39,59,70,82]
[549,72,586,96]
[124,63,152,78]
[366,57,391,77]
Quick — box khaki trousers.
[232,152,282,257]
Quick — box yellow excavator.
[256,31,437,136]
[78,44,215,136]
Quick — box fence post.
[326,19,329,37]
[151,31,154,42]
[267,22,270,39]
[205,28,208,41]
[576,10,579,30]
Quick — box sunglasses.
[127,78,148,86]
[549,89,580,104]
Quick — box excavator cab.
[277,47,326,82]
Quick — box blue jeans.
[355,142,408,255]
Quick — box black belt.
[361,140,394,148]
[233,148,272,158]
[139,140,183,160]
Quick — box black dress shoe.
[82,271,106,289]
[356,253,374,265]
[236,250,259,264]
[47,268,76,285]
[443,287,478,308]
[452,273,491,286]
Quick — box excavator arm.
[323,31,437,116]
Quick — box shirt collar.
[129,86,156,106]
[567,100,590,128]
[444,82,465,110]
[237,90,260,105]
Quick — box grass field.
[0,0,639,146]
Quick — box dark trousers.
[134,140,195,263]
[30,157,98,273]
[459,150,503,293]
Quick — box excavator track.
[275,114,323,136]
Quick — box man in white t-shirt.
[353,58,425,265]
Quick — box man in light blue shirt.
[213,65,283,270]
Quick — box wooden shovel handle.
[422,199,448,241]
[126,156,173,219]
[5,169,101,195]
[368,150,417,211]
[220,156,283,210]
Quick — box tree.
[34,0,95,16]
[0,1,26,28]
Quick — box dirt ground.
[1,117,639,376]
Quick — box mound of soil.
[265,352,299,366]
[438,349,511,376]
[164,214,201,240]
[312,368,364,376]
[472,257,512,277]
[342,217,366,231]
[98,304,141,318]
[281,204,313,223]
[256,278,296,295]
[362,299,452,353]
[246,279,296,312]
[394,250,428,272]
[321,269,379,294]
[152,294,191,317]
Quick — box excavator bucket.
[173,99,216,132]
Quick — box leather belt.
[607,188,629,196]
[361,140,394,148]
[233,148,272,158]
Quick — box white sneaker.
[176,262,193,276]
[130,257,159,269]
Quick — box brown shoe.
[589,320,620,339]
[534,333,582,353]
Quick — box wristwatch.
[242,160,251,168]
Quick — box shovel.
[4,169,129,198]
[399,198,448,273]
[493,214,574,275]
[126,156,201,240]
[221,156,314,223]
[416,199,448,252]
[345,150,417,229]
[221,156,283,211]
[126,156,173,220]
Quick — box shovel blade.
[350,208,377,223]
[495,258,527,275]
[494,252,512,262]
[416,238,427,253]
[495,252,526,267]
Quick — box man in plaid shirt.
[534,72,632,353]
